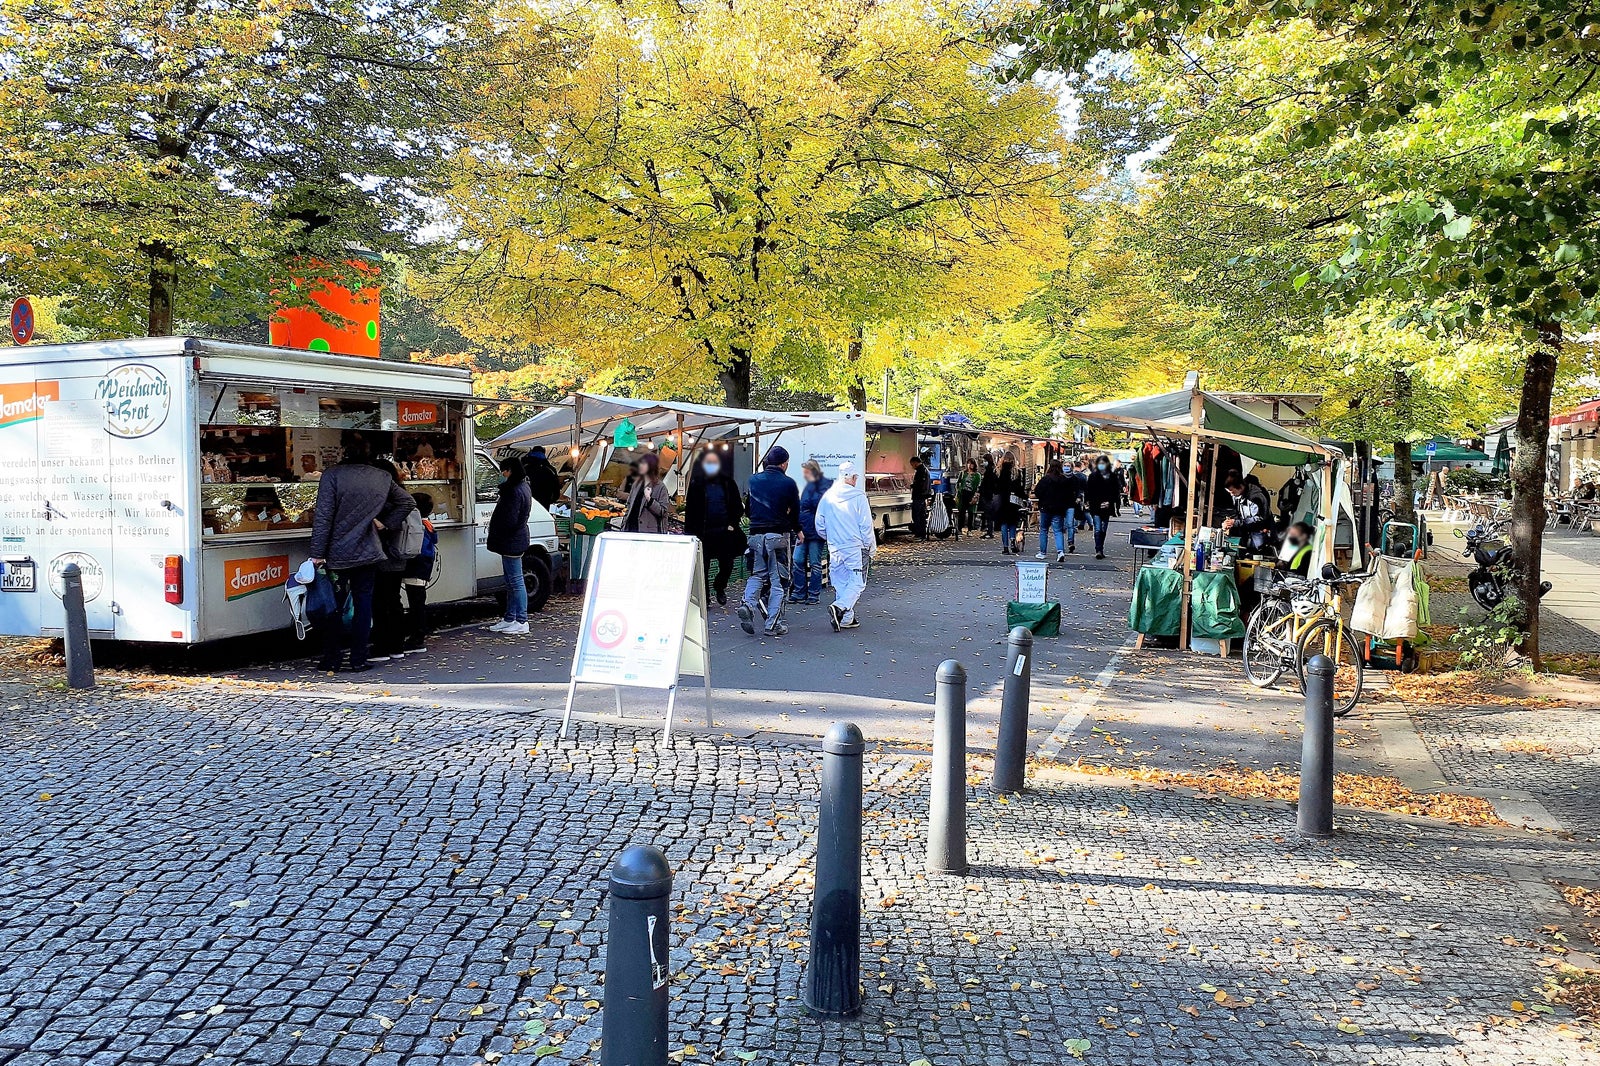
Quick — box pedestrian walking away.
[1083,456,1120,559]
[1032,459,1075,561]
[487,456,533,635]
[995,456,1026,555]
[684,449,745,607]
[797,459,833,605]
[956,458,981,535]
[402,492,439,652]
[814,461,876,631]
[523,446,563,510]
[308,432,418,672]
[978,456,999,538]
[739,446,799,638]
[910,454,932,539]
[622,453,671,533]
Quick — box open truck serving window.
[0,337,560,644]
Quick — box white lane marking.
[1037,634,1138,760]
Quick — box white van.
[0,337,561,643]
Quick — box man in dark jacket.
[738,446,800,638]
[909,455,932,539]
[310,433,418,672]
[523,446,562,509]
[1082,456,1121,559]
[1221,473,1274,545]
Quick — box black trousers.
[404,582,428,646]
[911,497,929,538]
[319,564,376,670]
[700,532,741,597]
[372,569,406,656]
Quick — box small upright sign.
[10,298,33,345]
[1425,440,1437,458]
[1015,560,1049,604]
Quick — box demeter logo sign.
[397,400,439,426]
[0,381,60,430]
[224,555,289,601]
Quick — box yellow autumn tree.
[430,0,1072,407]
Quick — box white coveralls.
[813,478,877,624]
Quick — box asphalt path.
[229,519,1144,748]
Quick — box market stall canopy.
[1377,438,1492,464]
[1066,377,1331,467]
[1553,398,1600,427]
[484,393,825,451]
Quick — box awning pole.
[1178,386,1203,650]
[568,395,584,517]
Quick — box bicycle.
[1242,562,1374,716]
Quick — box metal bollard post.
[993,626,1033,795]
[804,721,864,1018]
[927,659,968,875]
[61,563,94,690]
[602,845,673,1066]
[1298,654,1335,837]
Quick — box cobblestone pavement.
[1408,700,1600,844]
[2,683,1597,1066]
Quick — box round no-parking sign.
[10,298,33,345]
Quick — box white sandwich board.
[560,532,712,747]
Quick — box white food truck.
[776,412,977,535]
[0,337,561,643]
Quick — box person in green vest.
[1284,522,1316,576]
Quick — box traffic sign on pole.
[1425,440,1437,458]
[10,298,33,345]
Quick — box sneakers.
[1034,552,1046,560]
[829,603,843,632]
[838,616,860,629]
[716,589,728,607]
[488,619,514,632]
[736,603,756,634]
[1095,552,1105,560]
[368,654,392,663]
[764,622,788,638]
[502,621,530,635]
[1068,543,1076,554]
[1056,551,1066,563]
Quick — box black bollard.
[61,563,94,690]
[1298,654,1335,837]
[602,845,673,1066]
[804,721,864,1018]
[993,626,1033,795]
[928,659,968,875]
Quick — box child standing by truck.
[403,492,439,652]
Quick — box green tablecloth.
[1190,569,1246,640]
[1129,565,1245,640]
[1130,566,1183,637]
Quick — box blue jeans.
[1038,512,1069,553]
[321,564,376,669]
[798,537,825,600]
[1091,513,1110,554]
[501,553,527,622]
[1001,522,1018,546]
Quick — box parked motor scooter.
[1456,520,1552,611]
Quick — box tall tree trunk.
[1391,369,1415,525]
[845,327,867,411]
[147,243,176,336]
[718,346,752,408]
[1510,323,1559,669]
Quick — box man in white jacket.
[814,460,877,631]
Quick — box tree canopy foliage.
[428,0,1073,408]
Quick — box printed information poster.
[564,532,712,745]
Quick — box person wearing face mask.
[1282,521,1316,576]
[795,459,833,604]
[684,449,745,606]
[622,452,670,533]
[1221,473,1274,544]
[1082,455,1121,559]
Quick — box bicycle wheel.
[1296,619,1365,717]
[1242,603,1288,688]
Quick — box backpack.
[387,508,426,561]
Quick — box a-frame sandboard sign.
[560,532,713,748]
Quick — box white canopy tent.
[484,392,845,511]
